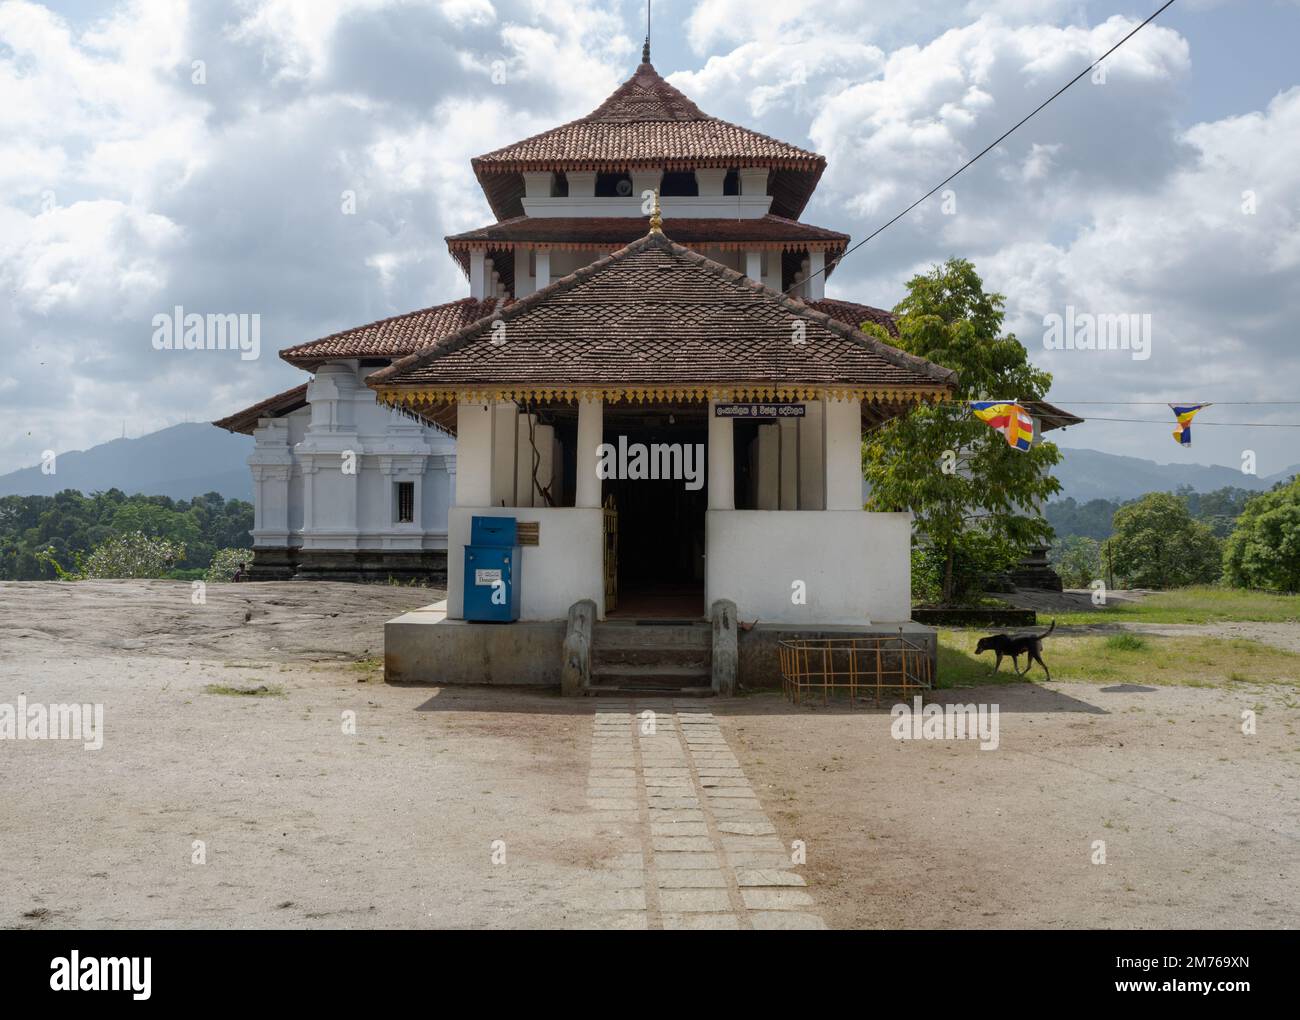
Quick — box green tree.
[1044,497,1120,542]
[1108,492,1221,589]
[1051,534,1103,588]
[0,490,252,580]
[1222,478,1300,592]
[78,531,186,579]
[862,257,1062,603]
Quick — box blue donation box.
[463,516,521,622]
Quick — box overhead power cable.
[1067,416,1300,428]
[786,0,1181,295]
[1046,400,1300,406]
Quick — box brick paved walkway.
[585,699,825,930]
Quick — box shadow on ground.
[408,678,1109,716]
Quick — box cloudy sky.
[2,0,1299,478]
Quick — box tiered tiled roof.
[370,231,955,418]
[805,298,899,337]
[472,61,826,221]
[448,214,847,250]
[278,297,509,368]
[446,215,849,289]
[213,383,308,435]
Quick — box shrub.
[206,548,254,582]
[79,532,185,579]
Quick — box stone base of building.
[382,600,937,693]
[249,547,297,581]
[385,602,565,685]
[250,547,448,585]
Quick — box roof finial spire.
[649,188,662,233]
[642,1,651,63]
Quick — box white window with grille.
[395,481,415,524]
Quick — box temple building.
[216,44,1070,692]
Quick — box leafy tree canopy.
[862,257,1062,603]
[0,489,252,580]
[1222,478,1300,592]
[1105,491,1221,589]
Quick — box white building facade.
[216,50,953,603]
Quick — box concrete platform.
[384,602,937,692]
[384,601,565,686]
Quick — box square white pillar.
[491,402,517,506]
[514,247,533,297]
[778,418,798,510]
[798,401,825,510]
[631,170,662,205]
[745,250,763,282]
[522,171,553,198]
[807,250,826,300]
[551,433,565,505]
[567,171,596,198]
[469,249,486,299]
[696,168,727,197]
[707,400,735,511]
[535,247,551,290]
[757,424,779,510]
[455,401,494,506]
[764,260,782,292]
[739,167,769,196]
[576,398,603,508]
[533,423,555,506]
[515,413,536,508]
[824,397,863,510]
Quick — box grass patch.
[203,683,285,698]
[1104,633,1147,651]
[934,640,1023,689]
[350,657,383,683]
[1055,586,1300,626]
[938,629,1300,689]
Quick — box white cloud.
[0,200,180,318]
[1,0,1298,478]
[669,39,885,120]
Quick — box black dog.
[974,620,1056,680]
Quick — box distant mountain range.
[0,424,253,501]
[0,423,1296,506]
[1051,447,1299,503]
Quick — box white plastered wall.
[249,361,457,551]
[704,510,912,624]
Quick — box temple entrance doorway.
[600,402,707,619]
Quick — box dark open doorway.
[601,403,707,619]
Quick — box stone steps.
[586,683,715,697]
[590,620,713,694]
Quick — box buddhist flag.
[970,401,1034,452]
[1170,403,1210,446]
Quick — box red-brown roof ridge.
[213,382,309,435]
[279,296,509,368]
[474,62,821,166]
[368,229,956,391]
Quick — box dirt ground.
[2,580,1296,929]
[720,681,1299,929]
[0,581,621,929]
